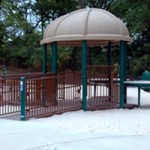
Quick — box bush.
[129,54,150,76]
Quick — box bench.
[141,71,150,92]
[124,80,150,108]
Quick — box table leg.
[138,87,141,108]
[94,83,96,98]
[124,85,127,104]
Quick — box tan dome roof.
[41,8,132,46]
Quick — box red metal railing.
[0,66,120,119]
[0,78,20,115]
[0,73,46,116]
[0,72,82,118]
[24,72,82,118]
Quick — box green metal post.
[124,43,127,104]
[124,43,127,80]
[20,77,26,121]
[42,44,47,106]
[138,87,141,108]
[51,42,58,105]
[42,44,47,75]
[51,42,57,75]
[82,40,87,111]
[119,41,126,108]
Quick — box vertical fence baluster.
[20,77,26,121]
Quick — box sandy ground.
[0,88,150,150]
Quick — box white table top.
[124,80,150,85]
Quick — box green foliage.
[111,0,150,76]
[129,55,150,76]
[0,0,79,71]
[0,22,5,49]
[33,0,78,33]
[84,0,115,9]
[90,47,107,65]
[57,46,81,72]
[1,0,34,41]
[0,0,150,76]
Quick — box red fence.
[0,66,120,120]
[0,72,82,119]
[21,72,82,119]
[0,73,43,116]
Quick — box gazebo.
[40,8,132,110]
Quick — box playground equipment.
[0,8,132,120]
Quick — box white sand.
[0,87,150,150]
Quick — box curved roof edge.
[40,8,132,45]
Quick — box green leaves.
[83,0,115,9]
[0,0,150,75]
[130,54,150,76]
[110,0,150,76]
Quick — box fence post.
[120,41,126,108]
[42,78,46,106]
[20,77,26,121]
[82,40,87,111]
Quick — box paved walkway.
[0,112,20,120]
[26,135,150,150]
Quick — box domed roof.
[41,8,132,46]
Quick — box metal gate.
[22,72,82,119]
[0,78,20,115]
[0,73,42,116]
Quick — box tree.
[84,0,115,10]
[111,0,150,76]
[33,0,78,34]
[0,1,8,69]
[0,0,78,69]
[1,0,150,75]
[1,0,35,42]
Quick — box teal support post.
[51,42,57,75]
[108,42,112,65]
[42,44,47,75]
[124,43,127,80]
[119,41,126,108]
[124,43,127,104]
[138,87,141,108]
[51,42,58,106]
[82,40,87,111]
[20,77,26,121]
[42,44,47,106]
